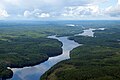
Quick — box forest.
[41,26,120,80]
[0,36,63,79]
[0,20,84,79]
[0,20,120,79]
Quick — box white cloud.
[0,9,9,17]
[105,5,120,17]
[61,5,100,17]
[0,0,108,12]
[38,13,50,18]
[0,0,119,19]
[23,9,50,18]
[118,0,120,4]
[105,0,120,17]
[24,11,31,17]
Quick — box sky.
[0,0,120,20]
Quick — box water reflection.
[76,28,96,37]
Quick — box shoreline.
[5,28,103,80]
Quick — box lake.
[9,28,97,80]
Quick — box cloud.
[105,6,120,17]
[61,5,100,17]
[24,9,50,18]
[118,0,120,4]
[38,13,50,18]
[0,0,119,20]
[0,9,9,17]
[105,0,120,17]
[0,0,108,12]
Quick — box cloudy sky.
[0,0,120,20]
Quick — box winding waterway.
[9,28,100,80]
